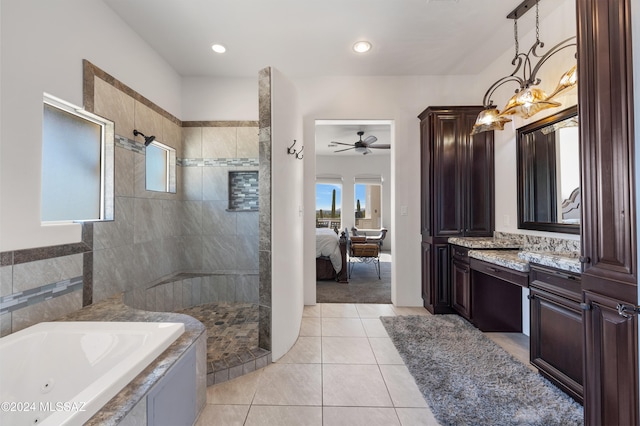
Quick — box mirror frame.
[516,105,580,234]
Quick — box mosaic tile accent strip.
[229,171,259,211]
[0,276,83,314]
[179,158,259,167]
[115,135,145,154]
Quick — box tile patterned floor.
[195,303,442,426]
[178,303,269,384]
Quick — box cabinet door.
[583,291,638,426]
[432,113,463,237]
[529,287,583,403]
[420,117,431,237]
[578,0,636,298]
[421,241,432,308]
[463,112,494,236]
[452,258,471,320]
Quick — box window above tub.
[41,93,114,223]
[145,141,176,193]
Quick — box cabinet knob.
[579,256,591,264]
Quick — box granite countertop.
[518,251,581,274]
[448,237,522,249]
[57,294,206,426]
[468,250,530,272]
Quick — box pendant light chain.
[514,19,519,57]
[535,0,540,43]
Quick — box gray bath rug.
[380,314,583,426]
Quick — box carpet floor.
[381,314,583,426]
[316,253,391,304]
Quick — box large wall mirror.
[517,105,579,234]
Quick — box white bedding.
[316,228,342,273]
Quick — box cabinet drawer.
[530,265,581,302]
[451,245,469,262]
[469,258,528,288]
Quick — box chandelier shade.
[470,107,512,135]
[500,87,561,119]
[470,0,577,134]
[547,64,578,101]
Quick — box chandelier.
[470,0,577,135]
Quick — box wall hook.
[287,139,304,160]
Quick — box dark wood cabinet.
[577,0,638,423]
[529,265,583,403]
[451,246,471,320]
[419,106,494,313]
[583,291,638,425]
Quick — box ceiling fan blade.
[363,135,377,144]
[362,148,372,155]
[334,147,355,153]
[369,144,391,149]
[331,141,356,146]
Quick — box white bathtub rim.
[0,321,185,426]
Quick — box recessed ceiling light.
[353,41,372,53]
[211,44,226,53]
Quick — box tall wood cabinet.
[419,106,494,314]
[577,0,638,423]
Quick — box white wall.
[297,75,484,306]
[270,68,304,360]
[0,0,182,251]
[182,77,258,121]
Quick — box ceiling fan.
[331,131,390,155]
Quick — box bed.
[316,228,348,283]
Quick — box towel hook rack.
[287,139,303,160]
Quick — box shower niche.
[228,171,259,211]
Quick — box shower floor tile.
[177,303,267,385]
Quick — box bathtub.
[0,321,185,426]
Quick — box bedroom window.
[315,182,342,229]
[354,180,382,229]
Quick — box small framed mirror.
[517,105,579,234]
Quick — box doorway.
[314,119,393,304]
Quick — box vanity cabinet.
[529,265,583,403]
[419,106,494,314]
[577,0,638,423]
[451,246,471,320]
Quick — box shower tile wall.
[0,67,260,337]
[182,125,259,303]
[92,77,259,305]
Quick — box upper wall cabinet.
[419,106,495,239]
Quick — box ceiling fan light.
[470,107,512,135]
[500,87,561,119]
[547,64,578,101]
